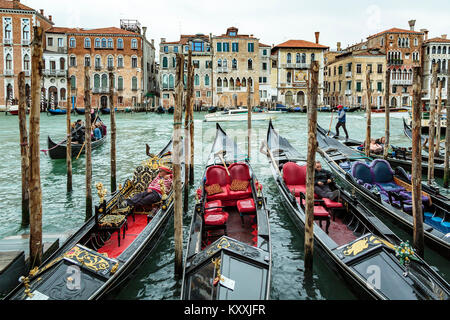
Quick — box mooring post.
[189,64,195,185]
[365,66,372,158]
[435,80,443,158]
[304,61,319,271]
[247,79,252,160]
[427,63,438,185]
[29,27,44,267]
[66,75,72,192]
[384,69,391,160]
[411,66,424,258]
[184,50,192,212]
[444,68,450,188]
[109,72,117,193]
[84,66,93,220]
[174,53,185,276]
[18,72,30,227]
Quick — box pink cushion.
[204,212,229,226]
[323,198,343,208]
[237,198,256,213]
[313,206,329,217]
[287,185,307,196]
[206,166,230,187]
[283,162,306,186]
[205,200,223,213]
[229,162,251,181]
[227,184,252,200]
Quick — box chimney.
[423,29,429,41]
[48,15,52,22]
[315,32,320,44]
[142,26,147,37]
[161,37,166,44]
[408,20,416,31]
[337,42,341,51]
[151,39,155,47]
[40,9,44,16]
[442,34,447,39]
[13,0,19,9]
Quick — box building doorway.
[297,91,305,106]
[101,96,108,108]
[48,86,58,108]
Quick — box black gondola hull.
[47,135,107,160]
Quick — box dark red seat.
[237,198,256,213]
[204,211,229,226]
[227,162,252,200]
[322,198,343,209]
[283,162,307,196]
[205,166,230,201]
[205,200,223,213]
[287,185,307,196]
[297,193,331,234]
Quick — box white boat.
[204,108,278,122]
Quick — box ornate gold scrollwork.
[343,238,369,256]
[65,246,110,273]
[96,182,108,203]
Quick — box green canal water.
[0,111,448,300]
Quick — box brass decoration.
[96,182,108,203]
[160,179,168,201]
[98,214,126,228]
[212,257,222,286]
[343,238,369,256]
[65,246,110,273]
[369,235,395,250]
[207,237,231,256]
[22,276,33,298]
[110,262,119,274]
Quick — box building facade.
[271,34,328,108]
[0,0,53,110]
[258,43,273,103]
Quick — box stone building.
[271,33,328,108]
[422,34,449,107]
[258,43,273,103]
[325,49,386,108]
[212,27,260,108]
[0,0,53,110]
[159,33,212,109]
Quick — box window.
[205,61,212,69]
[85,56,91,67]
[232,59,237,70]
[162,94,169,99]
[84,38,91,48]
[287,53,291,64]
[60,88,66,101]
[248,59,253,70]
[205,74,210,86]
[229,31,237,37]
[162,74,168,89]
[131,39,138,49]
[192,41,203,52]
[70,76,76,89]
[118,56,124,68]
[95,38,101,48]
[356,81,362,92]
[377,82,382,92]
[47,37,53,47]
[193,60,200,68]
[132,56,138,68]
[164,46,168,53]
[69,37,76,48]
[172,57,176,68]
[174,46,178,53]
[223,42,230,52]
[263,49,267,56]
[108,56,114,68]
[338,66,343,75]
[377,64,383,73]
[22,19,30,41]
[101,38,107,48]
[114,38,122,50]
[58,38,64,48]
[4,17,12,40]
[70,55,76,67]
[196,91,200,98]
[108,38,113,49]
[232,42,239,52]
[162,57,168,68]
[262,62,267,71]
[248,42,254,52]
[60,57,65,70]
[367,64,372,73]
[287,72,291,83]
[432,46,436,54]
[296,53,301,64]
[216,42,222,52]
[94,74,100,89]
[169,74,174,89]
[194,74,199,86]
[23,54,30,70]
[95,55,101,68]
[132,77,138,90]
[118,76,124,90]
[217,77,222,87]
[311,53,315,61]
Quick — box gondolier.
[334,105,349,139]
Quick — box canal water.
[0,111,448,300]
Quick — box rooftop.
[424,37,450,44]
[367,27,424,39]
[47,26,139,36]
[0,0,34,10]
[272,39,329,51]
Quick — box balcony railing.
[92,87,110,94]
[388,59,403,66]
[217,87,223,93]
[345,71,352,78]
[391,79,412,85]
[345,89,352,95]
[22,39,30,46]
[57,47,67,54]
[282,63,310,69]
[95,65,102,71]
[43,69,67,77]
[4,69,13,76]
[4,38,12,45]
[217,67,229,73]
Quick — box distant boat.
[75,107,85,115]
[48,108,67,115]
[47,133,107,159]
[208,106,217,113]
[156,106,165,114]
[100,108,117,115]
[275,103,288,112]
[167,106,174,114]
[204,107,277,122]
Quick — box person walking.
[334,105,349,139]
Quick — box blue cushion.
[352,162,373,184]
[424,212,433,217]
[376,182,405,193]
[371,159,395,183]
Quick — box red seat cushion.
[229,162,251,181]
[227,184,252,200]
[322,198,343,209]
[204,211,229,226]
[205,200,223,213]
[206,186,229,201]
[283,162,306,186]
[206,166,230,187]
[313,206,330,217]
[287,185,307,196]
[237,198,256,213]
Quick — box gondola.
[345,106,361,113]
[265,120,450,299]
[208,106,217,113]
[181,123,272,300]
[316,126,450,259]
[403,118,445,153]
[47,132,107,160]
[47,108,67,115]
[167,106,174,114]
[100,108,110,115]
[156,106,165,114]
[5,140,184,300]
[75,107,85,115]
[319,123,445,176]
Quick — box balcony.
[217,67,229,73]
[4,69,13,76]
[95,65,102,71]
[391,79,412,85]
[4,38,12,45]
[345,71,352,78]
[217,87,223,93]
[345,89,352,95]
[57,47,67,54]
[43,69,67,77]
[282,63,310,69]
[388,59,403,66]
[22,39,30,46]
[92,87,110,94]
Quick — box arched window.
[427,47,430,55]
[101,38,107,48]
[95,38,101,48]
[223,59,228,69]
[194,74,199,86]
[205,74,210,86]
[95,55,101,68]
[69,37,76,48]
[248,77,253,87]
[107,55,114,68]
[60,88,66,100]
[169,74,175,89]
[132,76,138,90]
[108,38,113,49]
[162,57,168,68]
[232,58,237,70]
[23,54,30,71]
[437,46,441,54]
[101,74,108,88]
[5,54,12,70]
[287,53,291,64]
[84,38,91,48]
[132,56,138,68]
[218,59,222,68]
[432,46,436,54]
[162,74,168,89]
[287,71,291,83]
[443,46,447,55]
[118,76,124,90]
[242,77,246,87]
[437,59,441,72]
[22,20,30,41]
[302,53,306,63]
[131,38,138,49]
[248,59,252,70]
[117,38,124,49]
[223,78,228,88]
[70,76,76,89]
[4,18,12,40]
[311,53,315,62]
[229,77,234,90]
[236,77,240,87]
[117,55,123,68]
[172,57,176,68]
[59,57,65,70]
[217,77,222,87]
[442,59,447,72]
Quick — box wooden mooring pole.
[304,61,319,271]
[365,67,372,158]
[247,80,252,160]
[109,72,117,193]
[84,66,93,220]
[18,72,30,227]
[444,69,450,188]
[29,27,44,267]
[189,64,195,185]
[174,53,184,276]
[411,66,424,257]
[435,80,443,158]
[427,63,438,185]
[66,75,72,192]
[184,50,192,211]
[383,69,391,160]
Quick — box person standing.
[334,105,349,139]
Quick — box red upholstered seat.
[205,200,223,213]
[322,198,343,209]
[295,197,330,217]
[288,185,307,196]
[283,162,311,198]
[228,185,252,200]
[205,166,231,201]
[229,162,251,181]
[204,211,229,226]
[237,198,256,213]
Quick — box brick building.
[0,0,53,110]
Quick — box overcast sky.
[23,0,450,50]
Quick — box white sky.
[23,0,450,50]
